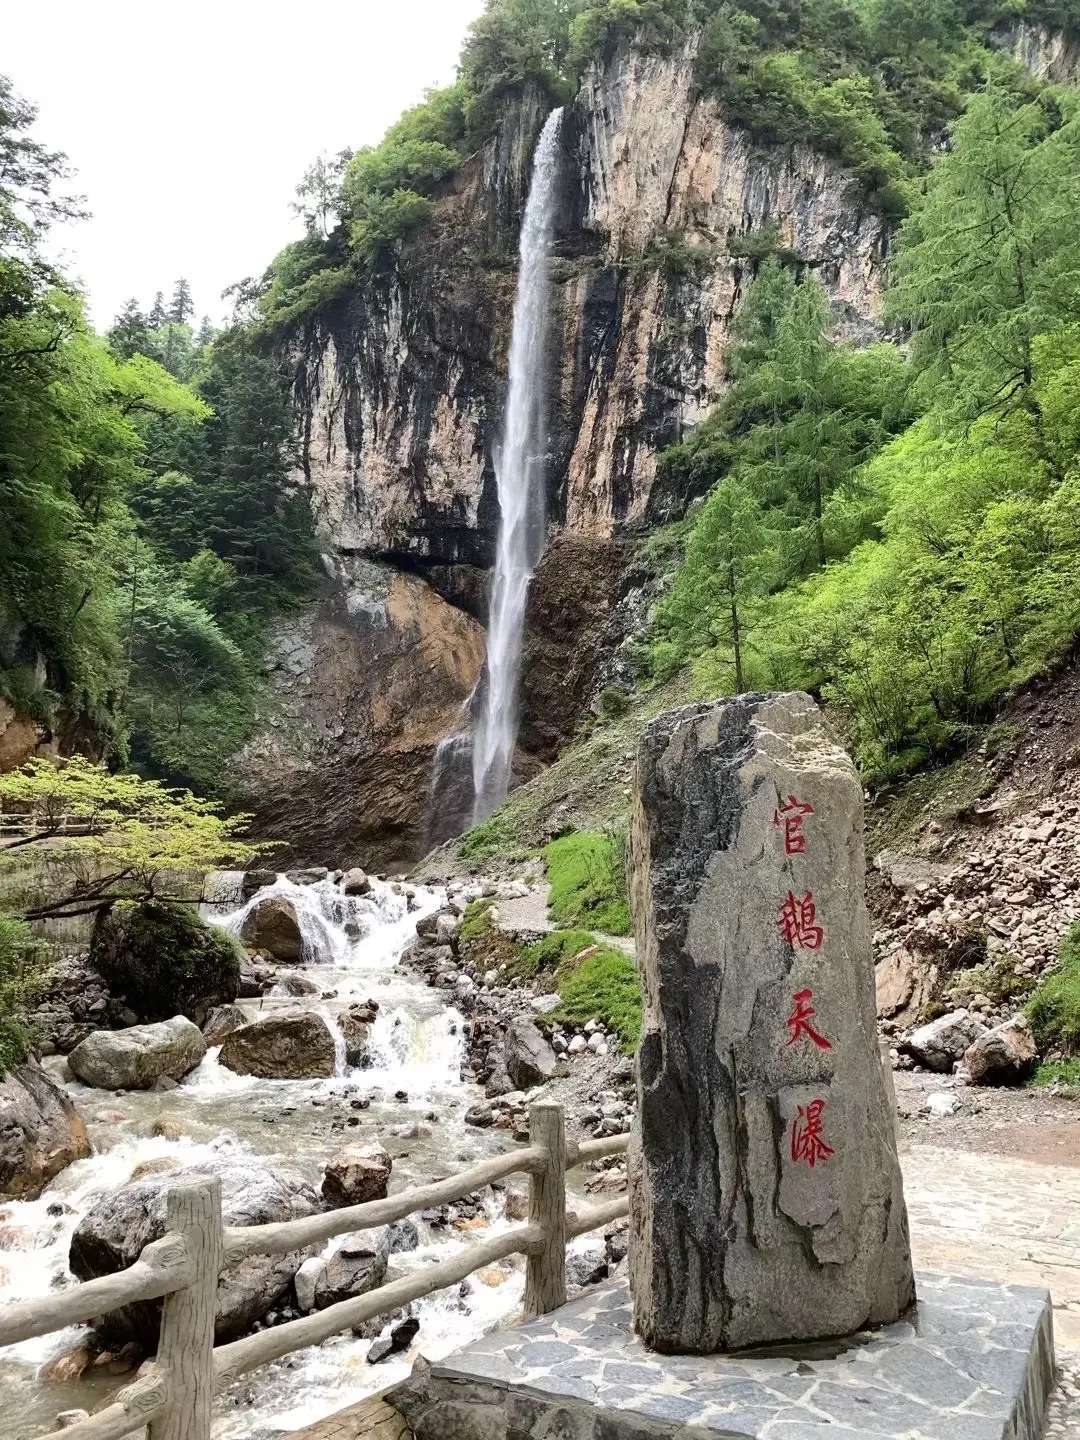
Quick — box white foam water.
[471,109,564,824]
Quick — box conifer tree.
[148,290,167,328]
[169,276,194,324]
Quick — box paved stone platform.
[391,1272,1055,1440]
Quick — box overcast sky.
[5,0,487,330]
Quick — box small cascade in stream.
[471,107,564,825]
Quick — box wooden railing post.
[149,1178,222,1440]
[523,1102,566,1319]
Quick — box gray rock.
[273,969,321,997]
[368,1315,419,1363]
[68,1017,206,1091]
[286,868,328,885]
[314,1228,390,1309]
[240,869,277,898]
[962,1014,1038,1086]
[504,1018,556,1090]
[293,1256,325,1313]
[342,867,371,896]
[628,692,915,1351]
[566,1236,608,1288]
[218,1012,337,1079]
[901,1009,988,1072]
[239,896,304,963]
[201,1004,248,1045]
[338,1003,377,1067]
[0,1059,90,1201]
[322,1140,392,1207]
[69,1159,319,1344]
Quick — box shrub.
[90,900,242,1026]
[544,830,631,935]
[0,914,50,1076]
[1026,923,1080,1056]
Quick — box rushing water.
[0,875,526,1439]
[470,108,564,824]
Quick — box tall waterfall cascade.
[470,107,564,825]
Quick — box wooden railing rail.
[2,1104,630,1440]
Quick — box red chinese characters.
[785,988,832,1050]
[772,795,815,854]
[777,891,824,950]
[790,1098,835,1168]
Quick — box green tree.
[889,91,1080,420]
[169,276,194,324]
[107,298,151,360]
[0,755,260,921]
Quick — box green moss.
[1026,923,1080,1056]
[460,813,520,862]
[551,947,643,1051]
[544,830,632,936]
[949,953,1033,1009]
[459,898,496,943]
[91,899,242,1025]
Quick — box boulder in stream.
[322,1140,392,1206]
[68,1016,206,1090]
[0,1059,91,1201]
[69,1159,319,1344]
[201,1004,248,1045]
[273,969,321,997]
[339,1002,378,1067]
[218,1012,337,1079]
[90,900,241,1026]
[313,1227,390,1309]
[342,867,371,896]
[239,896,304,963]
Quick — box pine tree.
[148,290,167,328]
[195,315,214,348]
[108,298,151,360]
[169,277,194,324]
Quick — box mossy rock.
[91,900,242,1027]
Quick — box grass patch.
[460,815,518,862]
[1030,1059,1080,1092]
[551,947,643,1051]
[544,830,631,936]
[458,898,496,943]
[1026,923,1080,1056]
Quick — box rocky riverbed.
[0,874,624,1439]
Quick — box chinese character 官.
[772,795,815,854]
[777,891,824,951]
[785,988,832,1050]
[790,1098,835,1168]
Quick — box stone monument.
[627,691,915,1352]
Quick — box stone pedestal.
[628,692,915,1352]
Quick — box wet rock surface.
[322,1140,393,1207]
[0,1059,90,1201]
[218,1012,337,1080]
[69,1159,320,1345]
[67,1017,207,1091]
[240,896,305,963]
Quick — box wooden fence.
[0,1104,630,1440]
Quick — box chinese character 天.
[785,988,832,1050]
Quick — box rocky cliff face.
[241,43,891,867]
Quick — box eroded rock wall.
[247,45,891,865]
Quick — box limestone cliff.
[239,43,891,867]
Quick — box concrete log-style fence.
[0,1103,629,1440]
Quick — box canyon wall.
[236,42,891,866]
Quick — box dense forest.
[4,0,1080,803]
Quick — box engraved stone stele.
[627,691,915,1353]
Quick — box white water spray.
[471,108,564,823]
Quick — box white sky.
[4,0,487,330]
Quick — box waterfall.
[471,107,564,825]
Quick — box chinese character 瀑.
[772,795,815,854]
[785,988,832,1050]
[790,1098,835,1168]
[777,891,824,951]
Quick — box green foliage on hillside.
[651,88,1080,779]
[552,944,643,1048]
[0,76,318,790]
[1027,922,1080,1056]
[0,914,49,1075]
[257,0,1080,329]
[91,899,241,1024]
[544,829,631,934]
